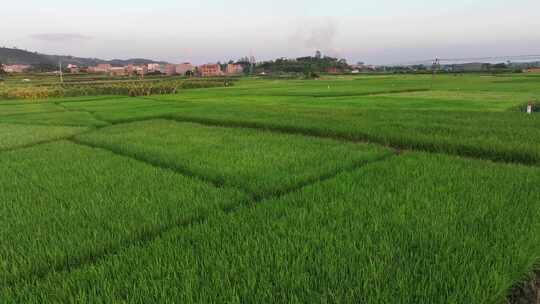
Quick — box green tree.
[0,60,6,82]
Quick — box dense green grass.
[3,153,539,303]
[75,119,391,197]
[0,141,246,286]
[0,123,88,150]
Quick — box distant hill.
[0,47,168,67]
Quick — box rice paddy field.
[1,74,540,303]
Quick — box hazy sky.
[3,0,540,64]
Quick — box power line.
[390,54,540,66]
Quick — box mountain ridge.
[0,47,168,66]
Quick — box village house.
[67,64,80,74]
[109,67,127,76]
[164,64,177,76]
[126,64,147,76]
[2,64,30,73]
[97,63,112,70]
[89,63,112,73]
[176,63,194,76]
[147,63,161,72]
[326,67,340,74]
[135,65,148,76]
[199,64,223,77]
[524,67,540,73]
[126,64,135,74]
[226,63,243,75]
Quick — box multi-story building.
[135,65,148,76]
[110,67,127,76]
[164,64,177,76]
[176,63,194,76]
[89,63,112,73]
[199,64,222,77]
[126,64,147,76]
[147,63,161,72]
[97,64,112,72]
[226,63,243,75]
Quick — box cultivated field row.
[2,102,540,168]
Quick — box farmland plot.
[59,97,196,123]
[0,123,88,150]
[0,141,246,286]
[3,153,539,303]
[163,105,540,164]
[0,74,539,304]
[0,111,108,127]
[74,119,392,197]
[0,103,65,116]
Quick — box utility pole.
[430,58,439,90]
[59,59,64,83]
[249,50,255,76]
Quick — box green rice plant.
[44,75,537,165]
[153,105,540,165]
[0,141,246,287]
[60,97,197,122]
[74,120,392,198]
[0,103,65,117]
[3,153,539,303]
[0,123,88,150]
[0,111,108,127]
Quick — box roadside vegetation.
[0,79,233,100]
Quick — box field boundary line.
[69,138,232,190]
[0,120,105,128]
[161,116,539,167]
[138,88,431,102]
[53,101,111,127]
[54,96,131,105]
[0,96,130,106]
[0,109,67,118]
[229,153,396,209]
[4,104,536,165]
[3,150,397,288]
[0,127,98,154]
[311,88,431,98]
[69,124,398,197]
